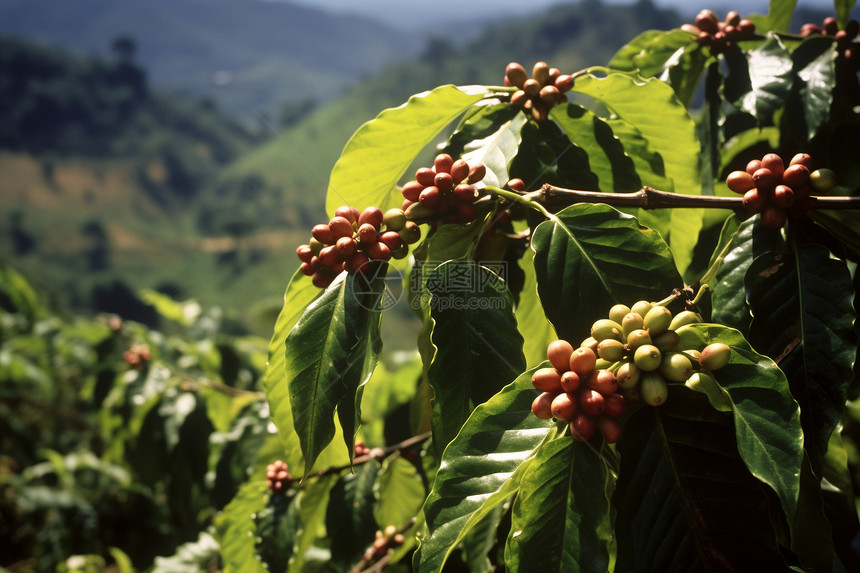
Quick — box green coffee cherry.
[597,339,626,362]
[630,299,652,318]
[382,208,407,231]
[810,168,837,194]
[641,372,669,406]
[616,361,641,389]
[669,310,700,331]
[633,344,662,371]
[643,306,673,336]
[621,312,645,338]
[658,352,693,382]
[626,329,652,350]
[608,304,631,324]
[591,319,623,342]
[699,342,731,371]
[653,330,680,352]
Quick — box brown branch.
[534,184,860,211]
[307,431,432,480]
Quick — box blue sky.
[286,0,842,28]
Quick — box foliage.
[4,0,860,572]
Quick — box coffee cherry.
[760,153,785,181]
[454,183,479,202]
[789,153,813,169]
[347,251,370,274]
[810,168,837,194]
[674,324,705,351]
[621,312,645,337]
[416,167,436,187]
[570,414,596,441]
[597,416,623,444]
[334,205,360,224]
[782,164,810,188]
[318,245,341,267]
[383,208,407,231]
[419,186,442,209]
[532,61,550,85]
[532,367,563,393]
[312,223,335,244]
[742,188,767,213]
[626,328,652,350]
[603,393,628,417]
[399,221,421,244]
[761,205,787,230]
[616,361,641,389]
[700,342,731,370]
[597,339,626,362]
[547,339,574,372]
[335,236,357,257]
[745,159,762,175]
[554,74,574,92]
[467,163,487,184]
[726,170,755,193]
[560,370,581,392]
[658,352,694,382]
[570,346,598,376]
[539,85,562,105]
[643,306,672,336]
[434,172,454,192]
[633,344,662,371]
[772,185,795,208]
[379,231,403,251]
[312,268,337,288]
[696,9,719,33]
[669,310,699,331]
[531,392,555,419]
[505,62,528,88]
[551,392,578,421]
[579,337,599,354]
[358,223,378,244]
[434,153,454,174]
[579,389,606,416]
[652,330,680,352]
[630,300,652,318]
[591,319,623,342]
[586,369,619,395]
[640,372,669,406]
[608,303,631,324]
[296,244,314,264]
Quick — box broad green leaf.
[515,249,557,369]
[287,474,338,573]
[325,85,485,215]
[444,104,525,189]
[414,369,555,573]
[746,246,856,473]
[608,29,707,106]
[327,461,380,565]
[375,455,426,530]
[836,0,856,27]
[739,35,793,125]
[796,38,837,140]
[263,271,345,477]
[614,388,793,572]
[682,323,804,521]
[285,272,385,477]
[214,479,269,573]
[256,490,301,573]
[509,117,599,191]
[768,0,798,31]
[811,210,860,261]
[572,68,703,275]
[531,203,681,344]
[709,215,785,334]
[505,438,614,573]
[425,261,525,452]
[358,353,422,447]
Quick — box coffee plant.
[5,0,860,571]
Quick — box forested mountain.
[0,0,420,123]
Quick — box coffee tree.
[219,1,860,571]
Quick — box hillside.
[0,0,421,124]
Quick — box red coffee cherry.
[752,167,778,192]
[434,172,454,192]
[570,414,596,441]
[603,393,628,417]
[357,223,378,244]
[312,224,335,244]
[597,416,623,444]
[419,186,442,209]
[366,241,392,261]
[579,389,606,416]
[772,185,795,208]
[329,216,354,239]
[505,62,528,88]
[296,244,314,263]
[335,205,360,224]
[434,153,454,174]
[789,153,813,169]
[560,370,581,393]
[586,369,619,396]
[532,367,563,393]
[335,236,357,257]
[358,206,384,229]
[551,392,578,421]
[760,153,785,181]
[726,170,755,193]
[745,159,762,175]
[570,347,597,377]
[742,188,768,213]
[531,392,556,419]
[782,164,810,188]
[402,180,424,202]
[467,163,487,184]
[547,339,574,372]
[416,167,436,187]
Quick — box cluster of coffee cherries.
[584,301,731,408]
[362,525,406,565]
[530,339,628,444]
[296,205,421,288]
[726,152,837,229]
[122,343,151,369]
[801,16,860,66]
[400,153,487,223]
[682,9,755,55]
[504,61,575,122]
[266,460,292,492]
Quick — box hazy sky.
[286,0,842,27]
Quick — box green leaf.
[768,0,798,32]
[739,35,794,125]
[505,438,614,573]
[796,38,837,140]
[608,29,707,106]
[263,271,346,477]
[515,249,557,369]
[288,474,338,573]
[746,246,857,472]
[531,203,681,344]
[444,104,525,189]
[425,261,526,452]
[836,0,857,27]
[327,461,380,565]
[414,369,555,573]
[325,85,485,215]
[285,272,385,476]
[681,323,804,522]
[614,388,793,572]
[509,117,599,191]
[214,479,269,573]
[374,455,426,530]
[709,215,785,334]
